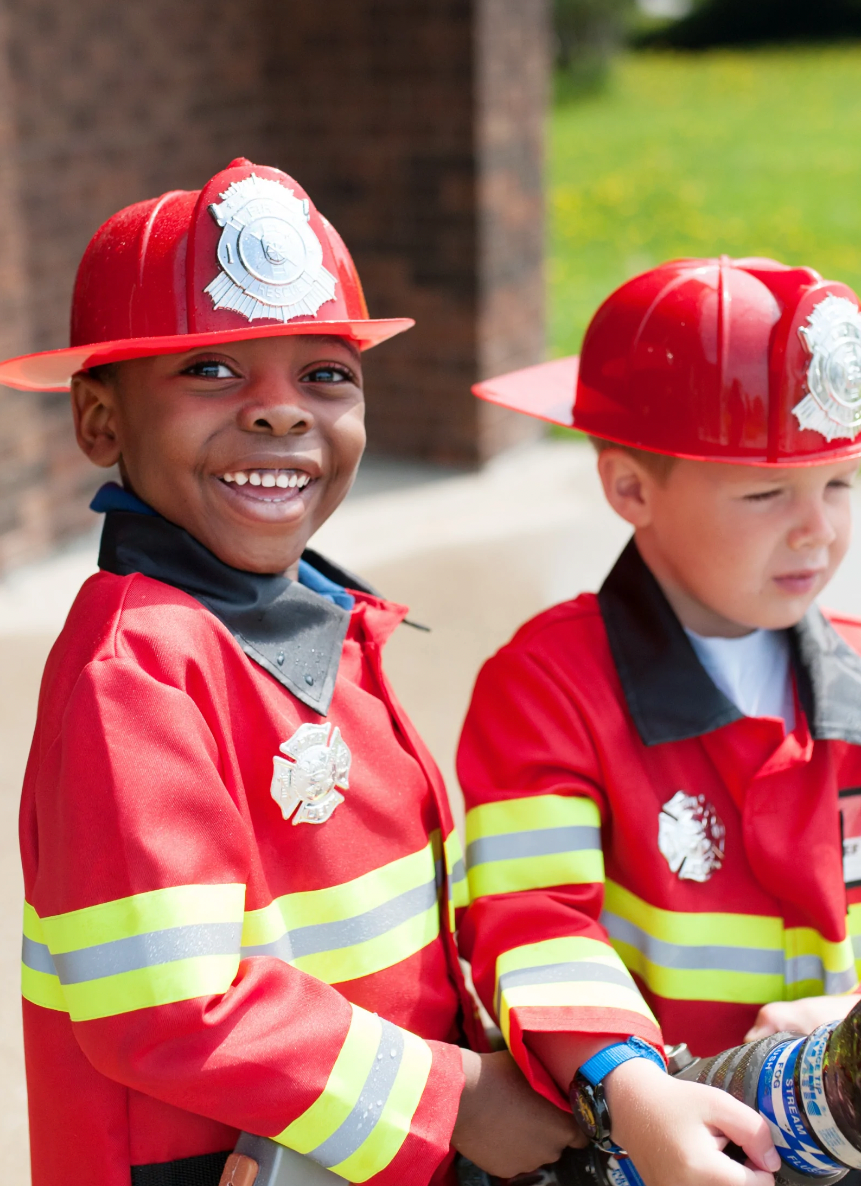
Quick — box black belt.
[131,1150,232,1186]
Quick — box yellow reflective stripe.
[604,881,782,949]
[23,901,45,943]
[62,955,241,1022]
[40,883,246,951]
[294,906,439,985]
[21,964,65,1012]
[332,1032,432,1182]
[276,1005,382,1154]
[468,851,604,900]
[494,935,657,1047]
[465,794,600,841]
[848,902,861,981]
[495,934,626,978]
[466,795,603,900]
[241,845,435,945]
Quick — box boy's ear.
[596,448,656,529]
[71,371,123,468]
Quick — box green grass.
[549,45,861,361]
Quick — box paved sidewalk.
[0,439,859,1178]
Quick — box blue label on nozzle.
[757,1037,842,1176]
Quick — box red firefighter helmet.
[0,158,413,391]
[474,257,861,465]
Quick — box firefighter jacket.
[457,540,860,1106]
[21,503,478,1186]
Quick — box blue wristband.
[578,1036,666,1086]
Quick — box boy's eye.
[743,489,782,503]
[183,360,237,379]
[302,364,354,384]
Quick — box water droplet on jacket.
[305,674,314,686]
[277,651,285,666]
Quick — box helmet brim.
[0,318,415,391]
[472,356,580,428]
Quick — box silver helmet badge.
[658,790,725,883]
[205,173,336,323]
[792,294,861,442]
[270,722,350,825]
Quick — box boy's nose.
[236,377,313,436]
[788,499,837,551]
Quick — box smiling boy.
[0,160,579,1186]
[458,259,861,1185]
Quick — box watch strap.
[578,1037,666,1087]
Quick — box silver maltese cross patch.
[792,294,861,442]
[270,722,350,826]
[205,173,336,323]
[658,790,725,882]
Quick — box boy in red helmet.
[0,160,580,1186]
[458,258,861,1186]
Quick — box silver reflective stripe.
[22,936,56,976]
[785,955,858,994]
[50,922,243,985]
[602,911,784,975]
[496,959,635,1018]
[466,826,600,868]
[449,858,466,884]
[310,1017,405,1169]
[242,879,438,963]
[852,933,861,960]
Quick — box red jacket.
[21,508,476,1186]
[457,540,860,1105]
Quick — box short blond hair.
[588,436,677,482]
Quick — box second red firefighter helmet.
[0,158,414,391]
[473,257,861,465]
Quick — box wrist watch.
[568,1037,666,1155]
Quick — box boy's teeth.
[222,470,312,489]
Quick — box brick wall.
[0,0,549,569]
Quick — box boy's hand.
[452,1049,583,1177]
[605,1058,781,1186]
[744,993,860,1042]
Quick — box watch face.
[569,1080,601,1142]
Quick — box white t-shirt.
[684,627,796,734]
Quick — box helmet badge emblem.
[205,173,337,323]
[792,294,861,442]
[270,722,350,825]
[658,790,725,882]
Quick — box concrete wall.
[0,0,550,570]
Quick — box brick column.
[264,0,550,465]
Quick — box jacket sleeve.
[456,644,663,1104]
[22,657,463,1186]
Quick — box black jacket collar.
[597,539,861,747]
[98,511,377,716]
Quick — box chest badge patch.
[270,722,350,825]
[658,790,726,883]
